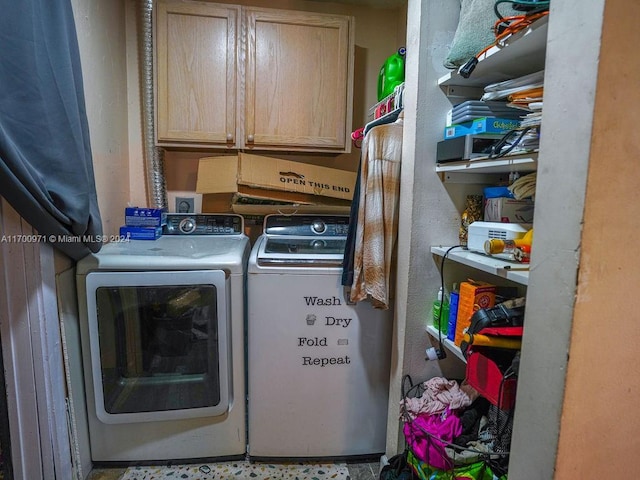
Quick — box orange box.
[454,280,497,346]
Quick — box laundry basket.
[398,375,511,480]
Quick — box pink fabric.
[403,409,463,471]
[401,377,477,420]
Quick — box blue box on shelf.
[119,225,163,240]
[444,117,521,140]
[447,290,459,342]
[124,207,167,227]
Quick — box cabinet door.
[245,8,354,153]
[155,1,239,146]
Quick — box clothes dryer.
[247,215,392,458]
[75,214,249,462]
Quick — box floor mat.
[120,461,350,480]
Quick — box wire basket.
[398,375,513,479]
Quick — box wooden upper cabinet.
[155,1,239,147]
[244,8,354,153]
[154,2,354,153]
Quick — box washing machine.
[75,214,249,462]
[247,214,392,458]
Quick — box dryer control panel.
[164,214,244,235]
[263,215,349,237]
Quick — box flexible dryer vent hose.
[140,0,167,209]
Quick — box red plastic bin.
[466,348,517,410]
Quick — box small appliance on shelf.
[467,221,533,262]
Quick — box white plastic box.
[467,222,531,254]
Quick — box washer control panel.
[164,214,244,235]
[264,215,349,237]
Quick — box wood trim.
[0,199,73,479]
[244,7,257,147]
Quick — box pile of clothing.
[399,377,512,480]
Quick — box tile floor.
[87,460,381,480]
[346,462,381,480]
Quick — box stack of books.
[444,100,525,139]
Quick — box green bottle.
[432,287,449,335]
[377,47,406,101]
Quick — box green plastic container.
[432,287,449,335]
[377,47,406,101]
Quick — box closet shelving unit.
[437,151,537,185]
[353,83,405,149]
[430,246,529,285]
[438,16,548,96]
[436,152,537,175]
[435,15,547,182]
[398,2,606,476]
[367,82,405,119]
[415,12,548,475]
[426,245,529,361]
[427,17,546,366]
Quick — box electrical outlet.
[167,191,202,213]
[175,197,195,213]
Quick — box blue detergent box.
[446,291,460,342]
[119,225,163,240]
[124,207,167,227]
[444,117,522,140]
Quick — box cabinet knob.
[226,133,234,143]
[246,134,254,144]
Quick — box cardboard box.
[484,197,535,223]
[454,280,496,346]
[231,203,351,216]
[195,153,357,213]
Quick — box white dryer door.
[85,270,231,424]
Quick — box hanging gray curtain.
[0,0,102,260]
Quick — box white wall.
[63,1,134,476]
[386,0,467,455]
[71,0,134,238]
